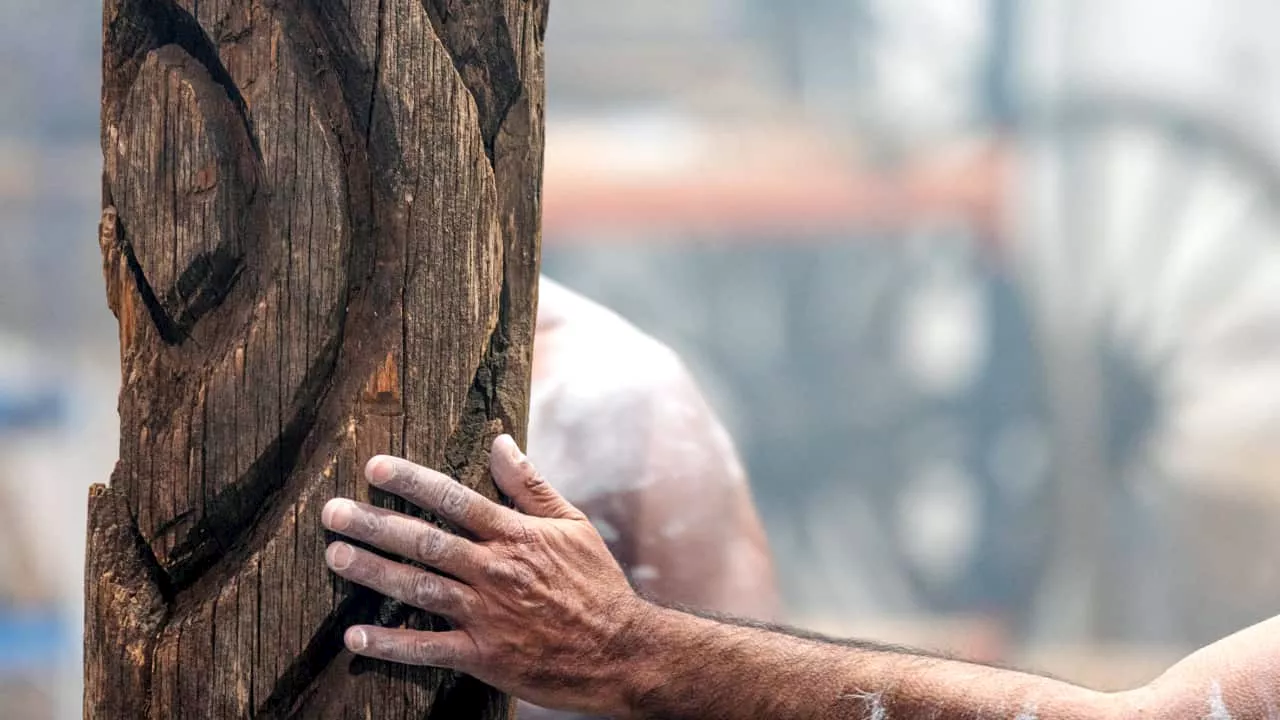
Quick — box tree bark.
[85,0,546,716]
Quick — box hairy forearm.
[609,603,1119,720]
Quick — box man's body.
[321,440,1280,719]
[522,277,779,717]
[530,277,778,619]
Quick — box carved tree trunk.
[84,0,546,716]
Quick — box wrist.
[598,595,669,717]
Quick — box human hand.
[321,435,650,715]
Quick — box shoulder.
[531,278,746,484]
[529,278,733,497]
[533,277,694,408]
[529,278,717,511]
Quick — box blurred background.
[6,0,1280,716]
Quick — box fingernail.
[322,499,354,531]
[326,542,355,570]
[366,456,396,487]
[346,627,368,652]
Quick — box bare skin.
[323,438,1280,720]
[529,278,777,620]
[517,278,778,718]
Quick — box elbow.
[1105,678,1235,720]
[1104,686,1159,720]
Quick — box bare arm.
[320,438,1275,719]
[625,362,779,619]
[1125,615,1280,718]
[612,606,1115,719]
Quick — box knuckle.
[521,467,549,495]
[515,457,538,481]
[439,483,469,519]
[352,554,384,586]
[488,560,534,590]
[414,527,449,563]
[371,632,403,658]
[515,522,537,546]
[455,588,480,617]
[406,574,441,609]
[405,641,431,665]
[355,507,386,538]
[513,565,536,590]
[395,465,428,495]
[485,560,519,586]
[497,516,530,543]
[408,639,451,666]
[439,584,468,614]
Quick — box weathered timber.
[85,0,547,716]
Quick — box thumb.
[490,435,586,521]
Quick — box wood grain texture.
[86,0,547,716]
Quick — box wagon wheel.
[1010,95,1280,643]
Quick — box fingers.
[322,499,485,583]
[490,435,586,521]
[364,455,517,539]
[325,542,478,620]
[344,626,477,670]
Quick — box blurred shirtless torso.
[521,278,779,718]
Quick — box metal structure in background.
[544,227,1056,631]
[793,0,1280,648]
[1012,95,1280,647]
[994,0,1280,649]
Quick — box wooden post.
[85,0,546,716]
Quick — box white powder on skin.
[659,518,689,540]
[841,688,889,720]
[630,564,660,582]
[527,278,745,505]
[1207,680,1233,720]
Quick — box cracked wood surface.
[86,0,547,717]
